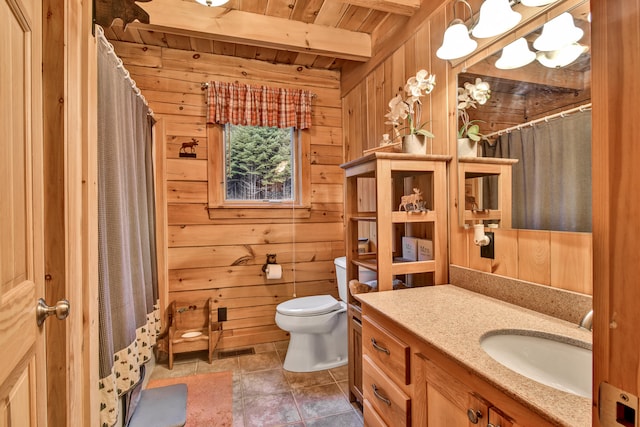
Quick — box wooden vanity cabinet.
[360,307,557,427]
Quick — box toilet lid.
[276,295,341,316]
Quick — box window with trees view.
[224,124,298,202]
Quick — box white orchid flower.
[385,94,409,124]
[384,69,437,139]
[467,78,491,105]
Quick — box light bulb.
[495,38,536,69]
[472,0,522,39]
[436,21,478,60]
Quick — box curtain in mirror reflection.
[483,110,592,232]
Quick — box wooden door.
[0,0,46,423]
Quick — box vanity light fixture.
[536,43,588,68]
[472,0,522,39]
[436,0,478,60]
[495,37,536,69]
[533,12,584,51]
[194,0,229,6]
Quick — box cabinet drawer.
[363,398,389,427]
[363,355,411,427]
[363,315,410,385]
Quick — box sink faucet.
[579,309,593,331]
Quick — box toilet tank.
[334,256,377,302]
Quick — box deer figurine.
[399,188,423,211]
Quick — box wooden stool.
[168,298,221,369]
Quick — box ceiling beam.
[466,58,587,91]
[327,0,421,16]
[134,0,372,61]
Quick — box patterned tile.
[336,380,349,397]
[292,383,352,420]
[149,360,197,380]
[238,351,282,373]
[232,409,244,427]
[283,369,334,389]
[329,364,348,382]
[151,340,364,427]
[242,369,290,397]
[304,410,363,427]
[232,371,243,400]
[243,392,302,426]
[197,355,240,374]
[253,342,277,353]
[274,340,289,353]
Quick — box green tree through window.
[224,124,295,201]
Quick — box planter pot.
[402,134,428,154]
[458,137,478,158]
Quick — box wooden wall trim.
[591,0,640,422]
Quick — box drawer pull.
[371,338,390,355]
[371,384,391,406]
[467,409,483,424]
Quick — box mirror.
[457,0,592,232]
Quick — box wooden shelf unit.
[341,152,451,407]
[457,157,518,228]
[341,152,452,292]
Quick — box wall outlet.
[218,307,227,322]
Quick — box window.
[224,124,297,202]
[207,124,311,220]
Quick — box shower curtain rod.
[96,25,154,116]
[483,102,592,139]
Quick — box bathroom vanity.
[356,285,592,427]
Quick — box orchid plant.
[457,78,491,142]
[385,69,437,141]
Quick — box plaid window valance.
[206,81,313,129]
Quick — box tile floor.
[149,340,364,427]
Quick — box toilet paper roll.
[473,224,485,244]
[265,264,282,279]
[473,224,490,246]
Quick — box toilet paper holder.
[261,254,278,273]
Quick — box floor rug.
[147,371,233,427]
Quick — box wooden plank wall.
[341,0,593,296]
[112,40,345,350]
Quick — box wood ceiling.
[103,0,427,70]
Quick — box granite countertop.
[356,285,592,427]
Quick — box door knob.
[36,298,70,326]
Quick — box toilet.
[275,256,376,372]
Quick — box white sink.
[480,330,592,398]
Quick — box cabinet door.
[348,306,364,404]
[414,354,489,427]
[488,408,515,427]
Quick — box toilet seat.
[276,295,341,317]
